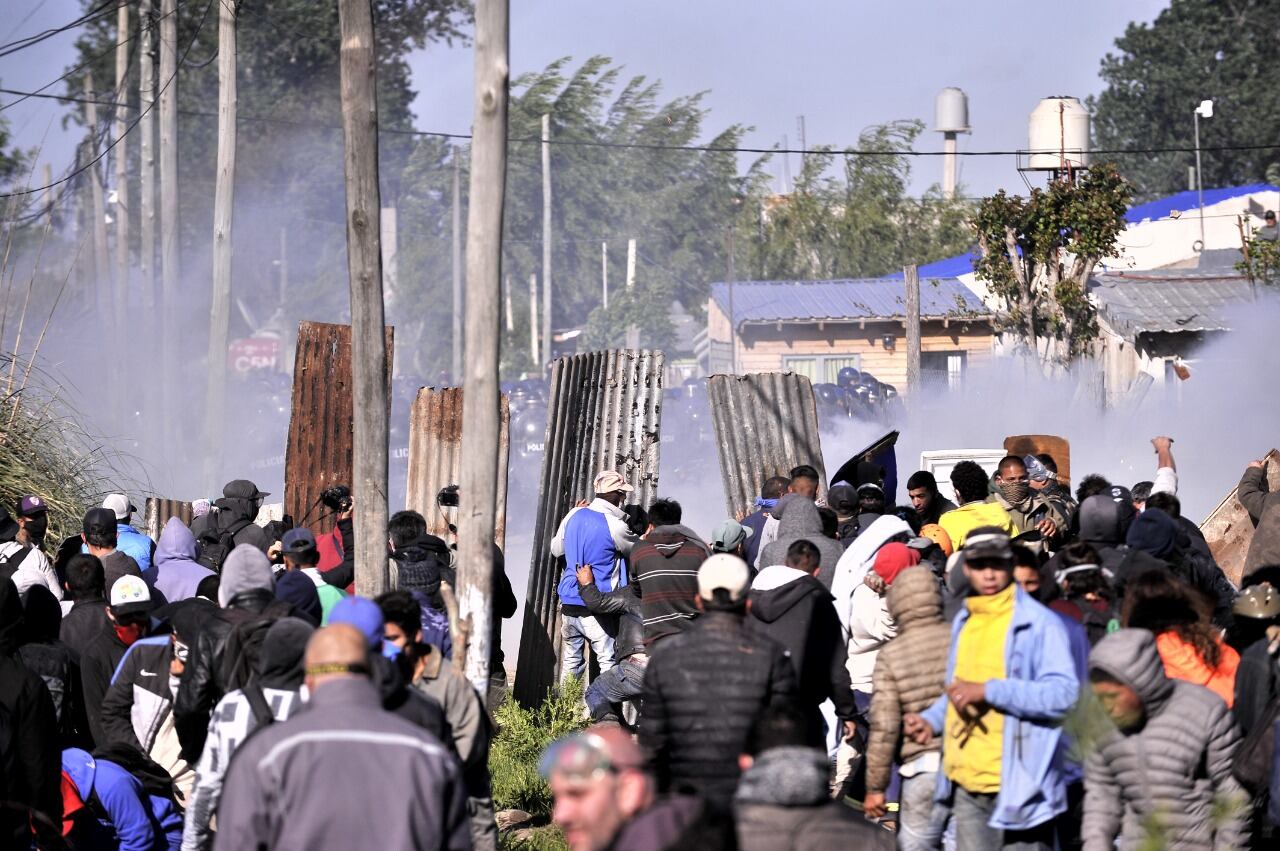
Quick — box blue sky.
[3,0,1168,197]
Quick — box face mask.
[298,684,311,704]
[113,621,146,646]
[24,515,48,542]
[999,481,1030,504]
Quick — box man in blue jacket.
[550,470,639,682]
[903,528,1079,850]
[61,747,182,850]
[101,494,154,576]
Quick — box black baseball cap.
[83,507,117,535]
[282,527,317,554]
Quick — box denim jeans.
[952,786,1053,851]
[898,772,948,851]
[584,656,646,719]
[560,614,616,682]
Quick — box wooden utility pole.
[159,0,180,452]
[204,0,237,485]
[458,0,509,699]
[338,0,391,598]
[84,73,112,326]
[113,3,130,353]
[904,263,922,396]
[138,0,157,315]
[529,273,539,365]
[451,151,463,381]
[540,113,552,365]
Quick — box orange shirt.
[1154,631,1239,707]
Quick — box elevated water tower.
[1025,96,1090,176]
[934,87,970,199]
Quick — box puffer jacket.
[1084,628,1247,851]
[1239,465,1280,579]
[640,610,797,811]
[734,746,896,851]
[745,566,856,720]
[757,499,844,587]
[865,567,950,795]
[630,524,710,646]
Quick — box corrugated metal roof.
[1089,273,1254,339]
[709,277,988,325]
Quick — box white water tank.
[1027,96,1090,170]
[934,87,970,134]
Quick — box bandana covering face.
[114,621,146,646]
[998,481,1031,505]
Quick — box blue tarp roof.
[882,253,977,279]
[709,278,988,325]
[1124,182,1280,224]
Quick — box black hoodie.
[0,578,62,847]
[745,566,857,721]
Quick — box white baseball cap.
[592,470,634,495]
[102,493,136,520]
[697,553,751,604]
[109,575,154,615]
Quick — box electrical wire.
[0,0,125,58]
[0,0,217,200]
[4,84,1278,162]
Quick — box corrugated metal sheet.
[144,498,193,541]
[514,349,665,706]
[405,387,511,547]
[708,278,988,326]
[1200,448,1280,587]
[1090,274,1253,340]
[284,322,394,532]
[707,372,826,520]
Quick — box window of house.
[781,354,862,384]
[921,351,967,390]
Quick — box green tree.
[737,120,974,281]
[1235,228,1280,286]
[972,161,1133,364]
[1091,0,1280,201]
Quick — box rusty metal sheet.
[1004,434,1072,485]
[405,387,510,547]
[514,349,665,706]
[144,498,194,541]
[706,372,826,520]
[1201,449,1280,587]
[284,321,394,533]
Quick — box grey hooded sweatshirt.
[1083,628,1247,851]
[757,498,845,588]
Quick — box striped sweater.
[630,525,711,646]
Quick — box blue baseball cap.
[328,596,385,648]
[281,527,317,554]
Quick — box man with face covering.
[79,574,163,746]
[987,456,1072,547]
[189,479,272,554]
[1084,628,1246,849]
[0,501,61,600]
[182,617,315,851]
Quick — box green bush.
[489,677,587,816]
[498,825,568,851]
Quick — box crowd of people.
[3,431,1280,850]
[542,436,1280,850]
[1,480,513,850]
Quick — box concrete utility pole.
[452,151,463,381]
[138,0,156,315]
[458,0,509,699]
[529,273,539,364]
[113,2,130,350]
[503,274,514,333]
[625,237,638,349]
[601,240,608,309]
[904,264,922,396]
[724,227,737,374]
[84,72,112,326]
[541,113,552,365]
[278,226,288,304]
[159,0,180,452]
[338,0,391,598]
[41,164,53,228]
[204,0,237,485]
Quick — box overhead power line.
[5,83,1280,164]
[0,0,126,58]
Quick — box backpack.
[1235,692,1280,795]
[196,517,252,573]
[1074,598,1121,647]
[216,599,294,693]
[0,544,32,582]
